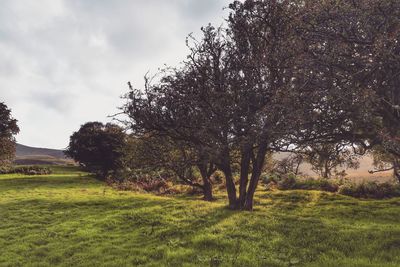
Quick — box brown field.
[274,153,395,183]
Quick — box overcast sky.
[0,0,230,149]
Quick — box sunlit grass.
[1,166,400,266]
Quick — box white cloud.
[0,0,231,148]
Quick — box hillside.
[16,143,66,158]
[14,143,74,165]
[13,143,393,180]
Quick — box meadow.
[1,166,400,266]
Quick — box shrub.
[264,173,400,199]
[260,172,280,185]
[0,166,52,175]
[293,178,340,192]
[107,170,175,194]
[110,178,173,194]
[263,172,341,192]
[277,174,297,190]
[338,181,400,199]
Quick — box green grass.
[1,167,400,266]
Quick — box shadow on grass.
[0,193,238,266]
[2,173,400,266]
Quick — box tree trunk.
[203,178,213,201]
[394,159,400,183]
[218,146,238,209]
[243,143,268,211]
[323,161,329,179]
[198,163,214,201]
[222,164,238,209]
[238,146,252,208]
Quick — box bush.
[263,172,341,192]
[277,174,298,190]
[0,166,52,175]
[260,172,280,184]
[293,178,340,192]
[338,181,400,199]
[264,173,400,199]
[107,170,176,194]
[110,179,169,194]
[110,178,174,194]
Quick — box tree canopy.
[122,0,400,210]
[0,102,19,166]
[65,122,126,177]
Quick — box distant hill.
[14,144,74,165]
[12,144,392,180]
[16,143,66,158]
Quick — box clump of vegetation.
[263,154,343,193]
[0,102,19,167]
[109,178,170,194]
[294,178,342,192]
[339,181,400,199]
[263,171,400,200]
[65,122,126,178]
[263,174,341,193]
[107,170,174,194]
[122,135,216,201]
[0,165,52,175]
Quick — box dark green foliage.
[0,102,19,166]
[65,122,126,177]
[276,175,298,191]
[339,182,400,199]
[264,174,342,193]
[264,173,400,199]
[295,179,340,193]
[0,165,52,175]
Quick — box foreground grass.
[1,167,400,266]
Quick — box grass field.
[1,166,400,266]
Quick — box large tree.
[297,0,400,180]
[123,0,400,209]
[123,1,309,210]
[0,102,19,166]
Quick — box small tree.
[0,102,19,166]
[65,122,126,177]
[273,154,304,177]
[370,145,400,183]
[302,143,360,179]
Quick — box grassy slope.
[1,167,400,267]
